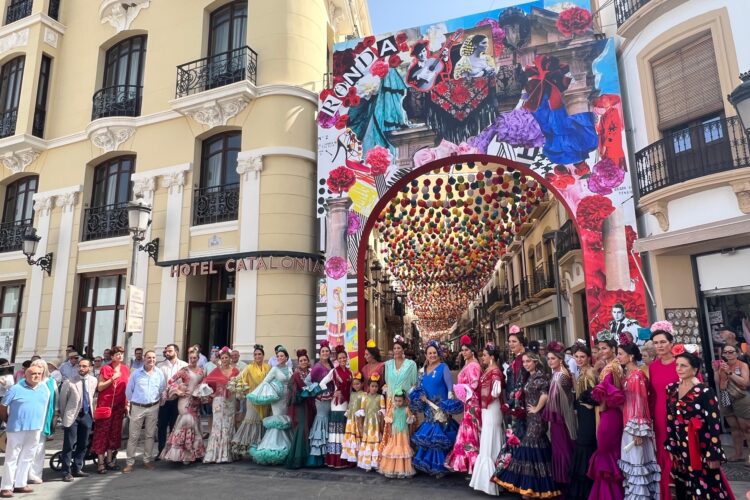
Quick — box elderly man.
[230,349,246,370]
[124,351,165,473]
[59,351,80,381]
[0,365,50,497]
[58,358,97,482]
[156,344,187,456]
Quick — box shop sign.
[126,285,145,332]
[169,255,324,278]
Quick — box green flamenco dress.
[285,369,319,469]
[248,365,292,464]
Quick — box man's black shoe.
[61,474,73,482]
[72,471,89,478]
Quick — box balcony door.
[84,157,134,241]
[665,114,733,184]
[207,1,247,89]
[94,36,146,119]
[194,133,240,225]
[0,176,36,252]
[0,56,24,138]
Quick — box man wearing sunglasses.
[59,352,80,382]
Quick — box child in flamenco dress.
[379,388,416,479]
[356,375,385,471]
[340,372,365,464]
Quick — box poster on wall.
[0,328,14,359]
[316,0,649,356]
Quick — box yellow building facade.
[0,0,371,363]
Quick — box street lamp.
[543,230,564,340]
[728,71,750,132]
[127,198,159,266]
[22,227,53,276]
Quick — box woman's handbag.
[726,377,747,402]
[94,382,116,420]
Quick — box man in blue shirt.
[123,351,166,473]
[0,365,50,497]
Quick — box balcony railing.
[0,109,17,138]
[48,0,60,20]
[5,0,31,24]
[176,46,258,98]
[0,218,32,253]
[82,202,129,241]
[91,85,142,120]
[193,183,239,226]
[556,220,581,259]
[614,0,650,27]
[635,116,750,196]
[532,267,555,295]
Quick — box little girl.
[356,375,385,471]
[341,372,365,463]
[378,388,416,478]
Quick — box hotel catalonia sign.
[168,254,324,278]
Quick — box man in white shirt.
[129,348,144,371]
[230,350,246,371]
[59,352,80,381]
[156,344,187,456]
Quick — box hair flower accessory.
[460,335,472,346]
[370,374,380,382]
[334,344,346,355]
[218,346,231,355]
[319,339,330,349]
[485,342,496,351]
[253,344,264,351]
[393,335,405,344]
[509,325,520,334]
[671,344,686,356]
[684,344,700,355]
[366,339,377,348]
[596,330,614,342]
[547,340,564,354]
[353,372,363,380]
[650,320,673,334]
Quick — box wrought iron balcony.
[614,0,650,27]
[635,116,750,196]
[176,46,258,98]
[532,267,555,296]
[0,109,17,138]
[82,202,129,241]
[0,218,32,253]
[48,0,60,20]
[193,183,239,226]
[5,0,31,24]
[91,85,142,120]
[556,220,581,260]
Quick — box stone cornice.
[32,185,82,216]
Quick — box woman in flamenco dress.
[284,349,317,469]
[566,344,598,500]
[319,345,354,468]
[306,340,334,467]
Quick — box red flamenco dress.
[587,364,625,500]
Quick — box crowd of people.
[0,321,744,498]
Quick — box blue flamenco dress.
[409,363,462,476]
[247,365,292,465]
[531,91,598,165]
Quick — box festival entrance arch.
[315,0,649,369]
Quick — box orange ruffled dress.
[378,404,415,479]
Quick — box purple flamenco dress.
[587,368,625,500]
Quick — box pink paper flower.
[346,211,361,236]
[325,256,348,279]
[587,158,625,195]
[365,146,392,176]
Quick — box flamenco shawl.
[687,416,703,470]
[332,367,352,406]
[347,68,408,154]
[426,77,499,144]
[523,55,570,113]
[543,373,577,441]
[203,367,238,399]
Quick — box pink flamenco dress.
[648,358,679,500]
[445,360,482,474]
[587,365,625,500]
[542,370,576,490]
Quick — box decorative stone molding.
[237,154,263,180]
[99,0,150,33]
[0,28,29,55]
[54,191,79,212]
[89,125,135,153]
[132,176,157,198]
[731,179,750,214]
[182,96,250,128]
[160,171,186,194]
[0,148,41,174]
[645,200,669,232]
[43,27,58,48]
[32,195,54,217]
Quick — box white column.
[44,186,82,360]
[156,165,190,351]
[232,152,263,357]
[18,195,54,360]
[129,175,157,354]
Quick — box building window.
[33,55,52,138]
[48,0,61,21]
[0,283,24,361]
[92,35,146,120]
[4,0,32,25]
[193,132,240,225]
[75,273,126,359]
[0,56,24,138]
[209,1,247,57]
[0,176,37,253]
[83,157,134,241]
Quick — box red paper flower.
[556,7,593,37]
[334,114,349,129]
[325,256,348,280]
[672,344,686,356]
[332,49,355,78]
[363,35,376,48]
[354,41,365,54]
[576,195,615,231]
[399,42,409,53]
[574,162,591,176]
[396,32,408,44]
[389,54,402,68]
[326,166,356,194]
[370,59,389,78]
[545,172,575,190]
[366,146,392,176]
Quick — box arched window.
[0,175,37,252]
[83,157,134,241]
[0,56,24,138]
[193,132,240,225]
[92,36,147,119]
